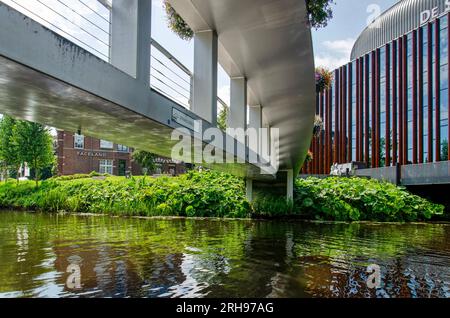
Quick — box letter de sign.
[421,1,450,25]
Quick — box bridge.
[0,0,315,200]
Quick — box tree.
[0,115,21,182]
[11,121,55,187]
[441,140,448,161]
[217,106,229,131]
[306,0,335,29]
[132,150,156,175]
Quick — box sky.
[312,0,398,70]
[150,0,400,105]
[1,0,399,109]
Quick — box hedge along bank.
[0,171,444,222]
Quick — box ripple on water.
[0,213,449,298]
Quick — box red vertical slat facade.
[403,35,408,165]
[334,69,340,164]
[342,65,347,163]
[392,39,398,166]
[365,55,370,165]
[386,43,391,166]
[304,12,449,175]
[418,26,424,163]
[371,51,376,167]
[435,19,441,162]
[399,37,404,166]
[356,59,360,162]
[412,30,418,164]
[348,63,353,162]
[427,23,433,162]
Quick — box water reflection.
[0,212,449,298]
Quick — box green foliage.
[442,139,448,160]
[253,195,294,217]
[315,67,334,93]
[51,171,110,181]
[10,120,55,186]
[306,0,335,29]
[0,116,21,180]
[132,150,156,175]
[163,0,193,40]
[294,177,445,222]
[217,106,229,131]
[0,171,251,218]
[0,171,444,222]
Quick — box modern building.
[56,131,186,176]
[304,0,450,184]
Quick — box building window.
[99,159,113,175]
[100,140,114,149]
[74,134,84,149]
[117,144,129,152]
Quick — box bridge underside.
[0,2,276,181]
[0,54,272,180]
[0,1,316,199]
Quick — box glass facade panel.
[310,16,450,174]
[380,47,387,166]
[440,17,449,161]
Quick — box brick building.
[56,131,186,176]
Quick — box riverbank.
[0,171,445,222]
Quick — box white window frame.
[100,140,114,149]
[117,144,129,152]
[99,159,114,175]
[74,134,84,149]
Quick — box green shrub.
[0,173,444,222]
[0,171,251,219]
[294,177,444,222]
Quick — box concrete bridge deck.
[0,0,315,198]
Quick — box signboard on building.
[77,151,107,158]
[420,0,450,25]
[172,108,200,133]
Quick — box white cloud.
[315,38,355,70]
[315,55,350,71]
[322,38,355,57]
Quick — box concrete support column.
[193,30,218,125]
[110,0,151,86]
[248,105,262,155]
[286,169,294,201]
[228,77,247,129]
[246,179,253,202]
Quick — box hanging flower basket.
[313,115,324,138]
[163,0,194,41]
[315,67,333,93]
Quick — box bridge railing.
[150,38,192,109]
[3,0,229,116]
[1,0,112,61]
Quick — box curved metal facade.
[351,0,447,60]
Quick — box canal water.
[0,212,449,298]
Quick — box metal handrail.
[217,97,229,109]
[5,0,111,60]
[97,0,111,9]
[151,38,193,78]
